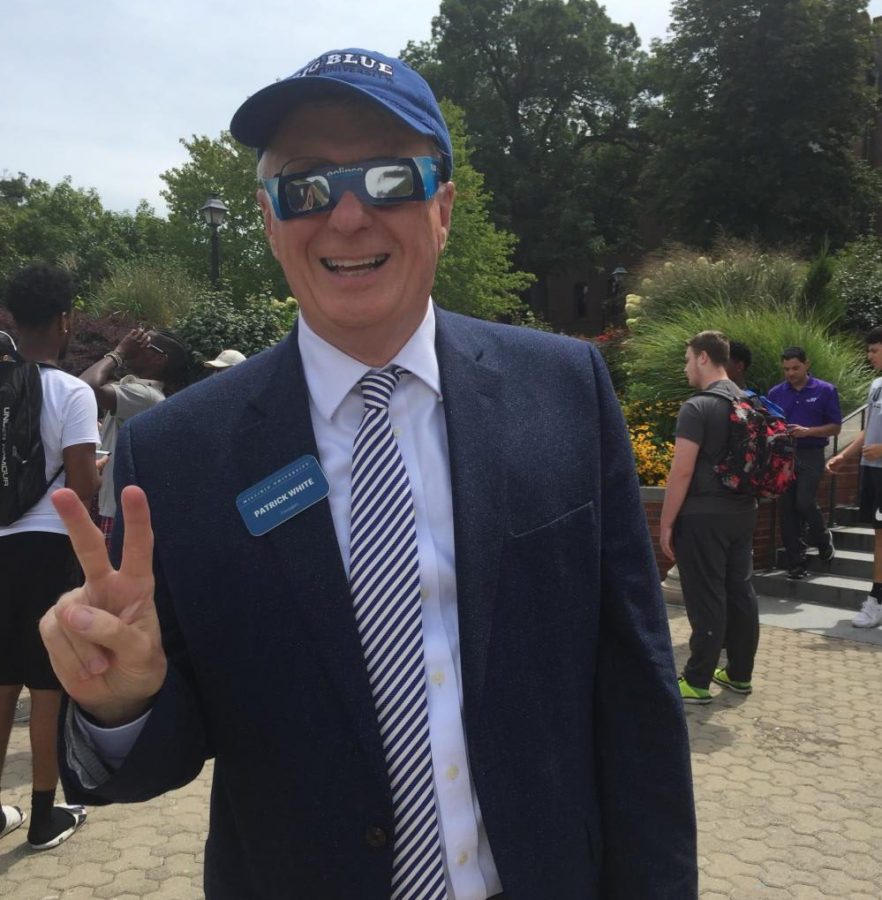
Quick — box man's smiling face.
[257,100,455,364]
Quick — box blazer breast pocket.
[509,499,595,540]
[503,499,598,609]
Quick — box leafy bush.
[86,254,202,328]
[174,288,297,367]
[589,326,629,394]
[832,235,882,334]
[65,314,141,375]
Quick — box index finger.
[118,485,155,579]
[51,488,113,582]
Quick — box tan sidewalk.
[1,608,881,898]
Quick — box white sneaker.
[852,596,882,628]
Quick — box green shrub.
[590,326,629,394]
[86,255,202,328]
[174,288,297,366]
[832,235,882,334]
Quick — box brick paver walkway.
[1,608,880,897]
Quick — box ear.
[435,181,455,253]
[257,188,281,261]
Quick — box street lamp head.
[200,195,229,228]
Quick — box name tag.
[236,455,330,536]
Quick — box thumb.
[61,603,147,662]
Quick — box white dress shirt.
[299,306,501,900]
[81,303,502,899]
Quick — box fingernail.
[88,656,108,675]
[69,607,95,631]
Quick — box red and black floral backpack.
[700,389,797,499]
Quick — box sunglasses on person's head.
[146,343,168,357]
[262,156,443,221]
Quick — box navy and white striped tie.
[349,367,447,900]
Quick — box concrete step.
[773,546,873,579]
[753,569,867,612]
[834,505,861,525]
[830,525,875,553]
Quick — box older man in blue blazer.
[41,48,697,899]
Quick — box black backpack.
[0,354,62,526]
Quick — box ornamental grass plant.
[631,242,808,320]
[619,242,869,477]
[624,304,866,445]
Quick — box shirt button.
[365,826,388,848]
[420,587,429,599]
[446,765,459,781]
[431,671,445,686]
[392,426,402,438]
[457,851,469,866]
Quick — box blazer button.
[365,826,388,848]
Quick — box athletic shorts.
[859,466,882,530]
[0,532,80,689]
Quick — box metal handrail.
[827,403,867,527]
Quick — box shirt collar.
[785,375,817,393]
[297,302,442,423]
[119,374,164,390]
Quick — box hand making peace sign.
[40,486,167,727]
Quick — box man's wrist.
[103,350,124,368]
[78,697,154,729]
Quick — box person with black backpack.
[659,331,762,705]
[0,264,99,849]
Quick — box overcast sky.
[2,0,880,216]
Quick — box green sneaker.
[712,668,752,695]
[678,676,711,705]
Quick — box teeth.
[323,255,387,272]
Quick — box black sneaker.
[818,532,835,562]
[786,565,808,580]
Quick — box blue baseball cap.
[230,48,453,180]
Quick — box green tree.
[0,173,168,294]
[642,0,881,249]
[434,101,536,319]
[159,133,284,303]
[405,0,646,278]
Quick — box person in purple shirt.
[767,346,842,578]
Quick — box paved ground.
[1,601,880,898]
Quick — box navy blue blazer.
[61,308,697,899]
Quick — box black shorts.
[859,466,882,530]
[0,531,80,689]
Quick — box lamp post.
[200,195,229,288]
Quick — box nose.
[326,190,372,234]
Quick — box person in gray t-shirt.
[827,326,882,628]
[660,330,759,705]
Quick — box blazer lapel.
[435,310,505,732]
[233,326,389,787]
